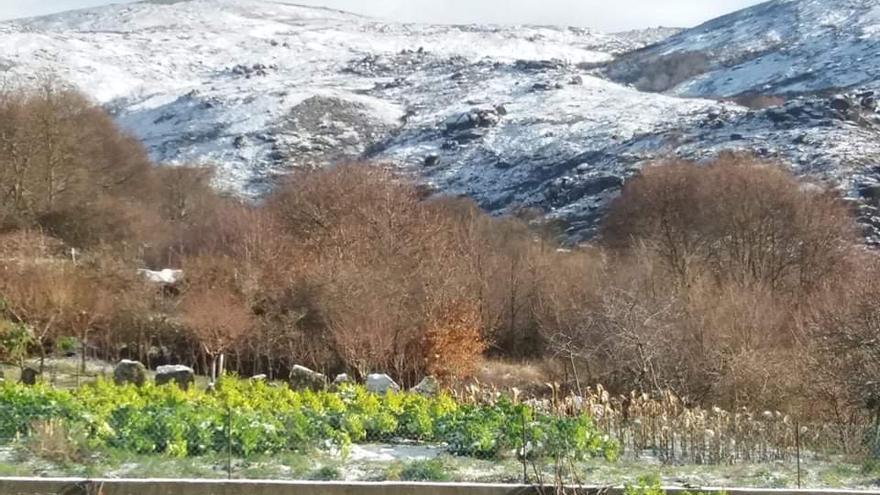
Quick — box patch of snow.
[347,444,443,462]
[611,0,880,97]
[138,268,183,285]
[0,0,666,197]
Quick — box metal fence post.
[521,407,528,485]
[796,418,801,489]
[227,405,233,480]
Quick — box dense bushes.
[805,256,880,418]
[0,82,878,426]
[602,154,854,293]
[0,81,158,247]
[543,155,859,411]
[0,379,616,461]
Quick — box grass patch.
[309,465,342,481]
[0,461,24,476]
[24,419,91,465]
[399,459,451,481]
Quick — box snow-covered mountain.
[1,0,879,241]
[607,0,880,97]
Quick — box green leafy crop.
[0,378,617,462]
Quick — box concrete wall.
[2,479,531,495]
[2,478,880,495]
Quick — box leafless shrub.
[602,154,856,294]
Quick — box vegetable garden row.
[0,378,618,461]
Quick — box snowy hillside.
[0,0,664,191]
[1,0,880,240]
[608,0,880,97]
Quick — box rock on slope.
[1,0,880,240]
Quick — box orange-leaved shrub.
[423,300,486,383]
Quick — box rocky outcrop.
[514,59,567,72]
[424,154,440,167]
[273,95,401,169]
[546,174,623,208]
[761,91,880,130]
[230,63,276,78]
[343,48,433,78]
[530,81,564,92]
[444,108,503,133]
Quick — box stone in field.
[289,364,326,391]
[114,359,147,387]
[332,373,353,385]
[366,373,400,394]
[155,365,195,390]
[20,367,40,385]
[411,376,440,396]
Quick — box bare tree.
[183,286,253,383]
[603,154,855,294]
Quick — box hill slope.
[1,0,879,240]
[607,0,880,97]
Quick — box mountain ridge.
[1,0,879,241]
[607,0,880,97]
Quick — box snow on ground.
[610,0,880,97]
[0,0,679,201]
[1,0,879,240]
[138,269,184,285]
[347,444,443,462]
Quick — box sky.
[0,0,767,31]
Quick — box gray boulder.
[444,108,501,133]
[20,367,40,385]
[830,95,851,112]
[332,373,353,386]
[424,154,440,167]
[514,59,566,72]
[289,365,326,391]
[365,373,400,394]
[155,365,195,390]
[113,360,147,387]
[530,81,563,92]
[411,376,440,396]
[249,374,268,382]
